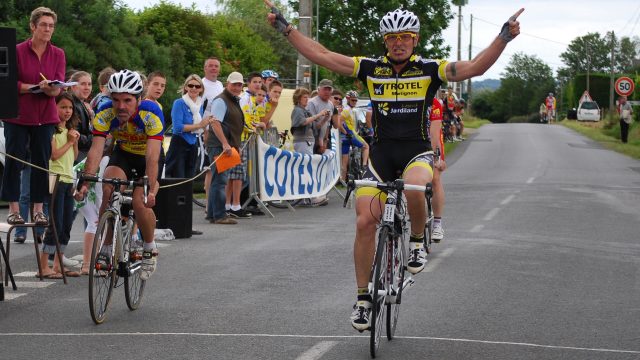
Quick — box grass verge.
[560,119,640,160]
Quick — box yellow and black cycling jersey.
[352,54,448,142]
[92,99,165,156]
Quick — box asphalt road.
[1,123,639,360]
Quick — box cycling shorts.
[356,140,434,198]
[107,146,163,181]
[341,132,366,154]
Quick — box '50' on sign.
[615,77,635,97]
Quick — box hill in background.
[472,78,500,91]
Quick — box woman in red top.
[1,7,66,225]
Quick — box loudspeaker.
[0,27,18,119]
[154,178,193,238]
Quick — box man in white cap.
[205,72,246,225]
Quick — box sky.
[121,0,640,80]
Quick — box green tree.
[490,53,554,122]
[215,0,297,80]
[557,32,638,80]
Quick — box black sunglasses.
[187,84,202,89]
[333,97,343,101]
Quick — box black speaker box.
[154,178,193,238]
[0,27,18,119]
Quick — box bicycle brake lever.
[343,177,354,207]
[143,175,149,204]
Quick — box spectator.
[202,57,224,215]
[68,70,94,163]
[37,93,80,278]
[226,72,264,219]
[89,66,116,113]
[1,7,65,226]
[618,96,633,143]
[205,72,246,225]
[262,80,283,127]
[291,87,329,155]
[145,71,167,107]
[165,74,213,178]
[261,69,280,90]
[307,79,337,154]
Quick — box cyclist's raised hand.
[498,8,524,43]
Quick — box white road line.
[425,248,455,272]
[470,225,484,233]
[526,177,535,184]
[2,293,26,300]
[15,271,40,278]
[295,341,338,360]
[483,208,500,221]
[0,332,637,354]
[14,281,55,288]
[500,194,515,206]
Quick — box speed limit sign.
[615,77,635,96]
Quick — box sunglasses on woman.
[187,84,202,89]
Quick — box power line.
[620,3,640,35]
[473,16,568,47]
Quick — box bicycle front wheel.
[124,220,146,310]
[424,196,434,254]
[370,226,390,358]
[89,211,118,324]
[386,233,405,340]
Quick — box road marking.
[526,177,535,184]
[500,194,515,206]
[470,225,484,233]
[295,341,338,360]
[14,281,55,288]
[15,272,40,278]
[483,208,500,221]
[2,293,26,300]
[0,332,637,354]
[425,248,455,272]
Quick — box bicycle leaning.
[75,173,150,324]
[344,177,434,358]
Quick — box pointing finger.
[263,0,274,8]
[509,8,524,22]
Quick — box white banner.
[257,128,341,201]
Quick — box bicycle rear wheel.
[124,219,146,310]
[386,233,405,340]
[89,212,118,324]
[370,226,390,358]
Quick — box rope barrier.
[0,133,256,190]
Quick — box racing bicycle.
[344,178,433,358]
[76,173,149,324]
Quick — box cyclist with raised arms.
[79,69,164,281]
[265,0,523,331]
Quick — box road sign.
[615,77,635,96]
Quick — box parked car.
[577,101,600,121]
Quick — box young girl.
[37,92,80,279]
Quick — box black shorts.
[107,146,163,181]
[363,140,434,182]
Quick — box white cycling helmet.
[261,69,280,79]
[108,69,144,95]
[380,9,420,35]
[346,90,359,99]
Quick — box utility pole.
[298,0,312,89]
[456,3,463,99]
[609,31,616,118]
[467,14,473,112]
[586,41,590,93]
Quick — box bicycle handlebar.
[343,178,431,208]
[75,172,150,203]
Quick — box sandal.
[33,211,48,226]
[7,212,25,225]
